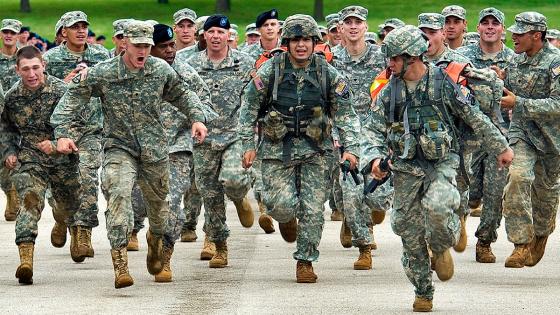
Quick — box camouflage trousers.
[73,134,102,228]
[503,139,560,244]
[131,182,146,233]
[252,158,264,205]
[454,152,472,218]
[100,149,169,249]
[182,153,204,232]
[469,147,507,243]
[0,166,13,194]
[261,154,329,261]
[339,172,372,248]
[391,156,461,300]
[12,161,81,244]
[194,140,252,243]
[327,150,343,212]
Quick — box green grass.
[3,0,560,48]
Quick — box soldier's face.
[151,39,176,65]
[511,31,540,54]
[259,19,279,41]
[342,17,367,43]
[124,41,151,69]
[421,28,445,56]
[204,27,229,53]
[174,19,196,45]
[112,34,125,53]
[329,28,342,45]
[1,30,17,46]
[548,38,560,48]
[388,56,404,75]
[62,22,88,47]
[478,16,503,44]
[246,34,260,45]
[16,57,46,90]
[288,37,314,63]
[444,16,466,40]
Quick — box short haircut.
[16,45,43,65]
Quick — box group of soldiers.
[0,3,558,312]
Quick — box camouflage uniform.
[365,26,509,301]
[456,8,515,244]
[0,75,81,244]
[43,12,110,230]
[239,15,361,263]
[241,38,282,61]
[502,13,560,246]
[186,47,254,243]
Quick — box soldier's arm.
[172,62,214,116]
[238,63,270,153]
[513,60,560,118]
[360,88,390,172]
[0,94,21,161]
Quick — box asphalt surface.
[0,191,558,314]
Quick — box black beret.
[203,14,230,31]
[153,23,174,45]
[256,9,279,28]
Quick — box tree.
[215,0,231,13]
[20,0,31,13]
[313,0,323,20]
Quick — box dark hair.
[96,35,106,41]
[16,45,43,65]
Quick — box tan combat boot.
[476,240,496,263]
[453,216,467,253]
[505,244,531,268]
[155,245,174,282]
[146,229,164,275]
[69,226,85,263]
[15,242,34,285]
[330,209,343,221]
[368,226,378,250]
[432,249,454,281]
[526,236,548,267]
[340,217,352,248]
[180,229,197,242]
[469,199,482,217]
[76,225,94,258]
[353,245,372,270]
[127,231,139,251]
[233,196,254,228]
[279,217,297,243]
[200,235,216,260]
[50,222,67,248]
[4,188,19,221]
[209,241,228,268]
[111,247,134,289]
[413,296,433,312]
[296,260,317,283]
[257,201,275,234]
[371,210,386,225]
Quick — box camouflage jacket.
[0,52,18,91]
[456,43,514,70]
[426,45,470,65]
[51,55,209,163]
[241,38,282,61]
[0,75,73,166]
[238,54,361,161]
[174,44,203,65]
[43,42,110,139]
[505,42,560,154]
[187,48,254,149]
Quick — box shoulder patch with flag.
[370,69,390,101]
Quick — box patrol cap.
[229,29,238,41]
[113,19,132,36]
[464,32,480,45]
[173,8,197,25]
[442,5,466,20]
[383,18,405,30]
[418,13,445,30]
[478,7,505,24]
[1,19,22,33]
[145,20,159,27]
[124,20,154,45]
[60,11,89,28]
[230,23,238,31]
[153,23,173,45]
[204,15,231,31]
[507,12,547,34]
[195,16,209,35]
[256,9,279,28]
[339,6,368,22]
[55,19,63,36]
[245,23,260,35]
[325,13,340,31]
[365,32,379,44]
[546,29,560,39]
[319,25,328,36]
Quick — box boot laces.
[115,251,128,275]
[78,227,90,247]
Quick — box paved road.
[0,191,558,314]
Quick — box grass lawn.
[2,0,559,47]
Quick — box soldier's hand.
[63,68,81,83]
[4,155,17,170]
[371,158,391,180]
[497,147,514,170]
[333,140,341,148]
[490,65,506,80]
[191,122,208,144]
[37,140,55,155]
[341,152,358,170]
[501,88,516,109]
[242,150,256,169]
[57,138,78,154]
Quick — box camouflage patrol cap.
[195,16,209,36]
[113,19,132,36]
[145,20,159,27]
[281,14,322,42]
[173,8,197,25]
[230,24,238,31]
[319,25,328,36]
[383,18,405,30]
[60,11,89,28]
[382,25,428,58]
[442,5,466,20]
[365,32,379,44]
[245,23,260,35]
[325,13,340,31]
[1,19,22,33]
[418,13,445,30]
[229,28,238,41]
[507,12,547,34]
[55,19,63,36]
[339,6,368,22]
[124,20,154,45]
[464,32,480,45]
[546,29,560,40]
[478,7,505,24]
